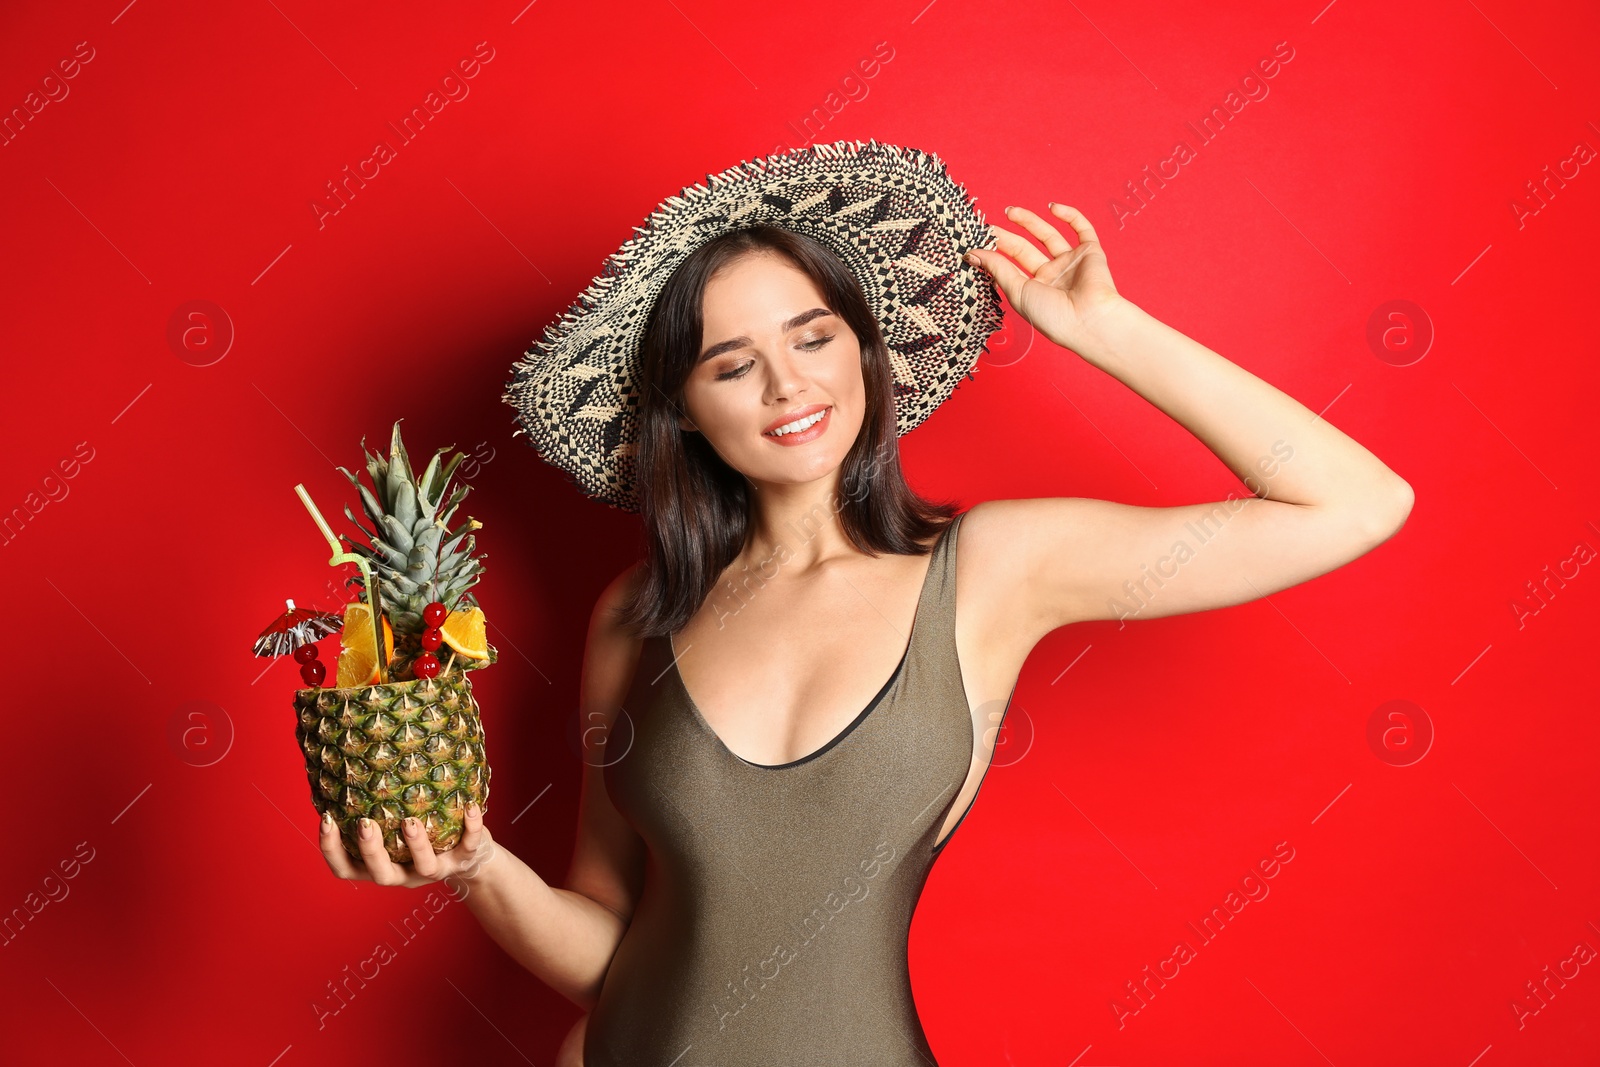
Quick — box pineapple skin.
[293,670,491,865]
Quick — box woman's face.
[678,251,866,496]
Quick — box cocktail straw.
[294,482,387,684]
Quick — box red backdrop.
[3,0,1596,1063]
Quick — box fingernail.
[321,811,332,828]
[359,818,372,838]
[1047,201,1056,208]
[404,817,418,833]
[965,253,979,266]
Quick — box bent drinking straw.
[295,482,388,684]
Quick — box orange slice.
[438,607,489,660]
[336,601,394,687]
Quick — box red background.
[3,0,1597,1063]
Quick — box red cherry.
[423,602,448,628]
[420,627,442,651]
[293,644,320,664]
[413,652,441,680]
[300,659,327,686]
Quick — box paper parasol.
[253,599,343,657]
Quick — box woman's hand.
[318,806,498,889]
[968,203,1125,355]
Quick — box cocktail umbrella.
[253,599,343,657]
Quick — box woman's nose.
[760,348,808,400]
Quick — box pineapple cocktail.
[255,419,499,865]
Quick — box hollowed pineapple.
[294,670,491,864]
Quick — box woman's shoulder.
[579,560,647,658]
[594,559,648,624]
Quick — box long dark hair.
[615,225,959,639]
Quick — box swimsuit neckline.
[665,520,955,771]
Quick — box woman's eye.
[714,336,833,381]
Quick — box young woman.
[320,202,1412,1064]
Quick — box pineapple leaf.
[416,447,445,506]
[386,419,413,506]
[405,544,435,582]
[350,545,406,578]
[342,510,406,568]
[447,515,483,540]
[419,446,463,508]
[413,521,444,561]
[339,502,378,543]
[442,571,483,598]
[436,483,471,525]
[336,465,390,532]
[362,443,390,510]
[430,452,467,507]
[392,477,420,532]
[439,526,476,560]
[379,513,415,553]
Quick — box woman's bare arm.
[455,845,627,1009]
[967,205,1413,645]
[457,563,648,1010]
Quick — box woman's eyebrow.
[698,307,834,364]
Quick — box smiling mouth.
[764,406,831,438]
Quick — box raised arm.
[965,204,1413,645]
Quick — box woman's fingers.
[455,804,485,857]
[988,224,1050,276]
[317,806,494,887]
[452,804,495,879]
[319,811,368,880]
[402,817,439,878]
[1002,205,1075,259]
[356,817,407,886]
[1048,203,1100,247]
[462,802,484,843]
[967,243,1034,310]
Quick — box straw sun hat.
[501,138,1006,513]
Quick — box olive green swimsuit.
[587,510,1010,1065]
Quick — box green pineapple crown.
[337,418,487,638]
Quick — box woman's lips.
[763,405,831,446]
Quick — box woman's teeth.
[767,408,828,436]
